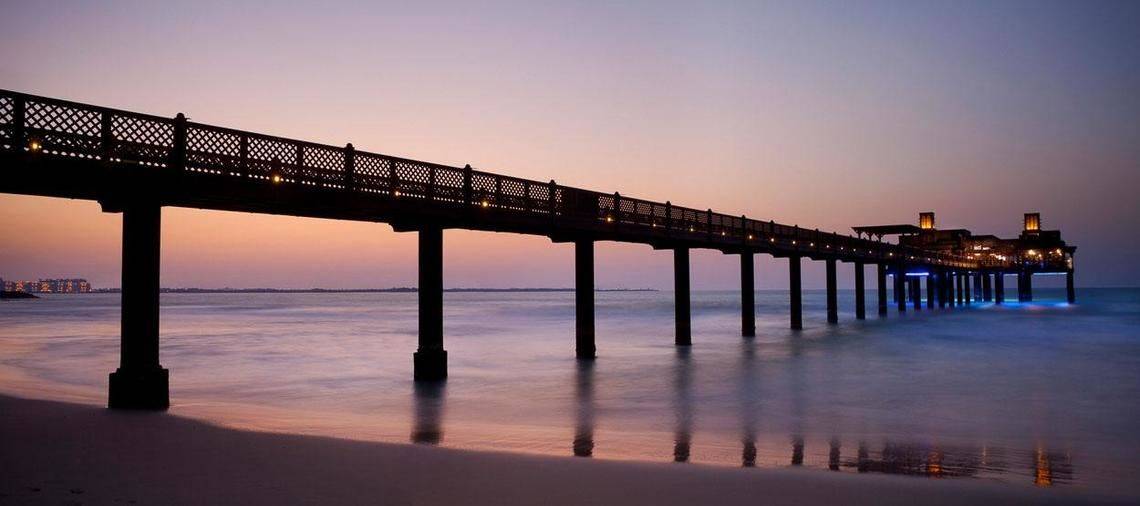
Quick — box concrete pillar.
[575,240,596,359]
[789,255,803,330]
[926,274,935,309]
[1066,269,1076,304]
[999,273,1007,303]
[414,226,446,381]
[854,261,866,320]
[108,203,169,409]
[826,258,838,324]
[964,272,972,304]
[1026,272,1034,302]
[973,274,983,302]
[956,273,965,305]
[911,277,921,310]
[675,248,691,345]
[935,271,946,308]
[895,264,907,313]
[982,273,992,302]
[876,263,887,316]
[741,251,755,337]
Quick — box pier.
[0,90,1077,409]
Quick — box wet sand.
[0,395,1119,505]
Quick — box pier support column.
[995,273,1005,304]
[109,203,168,410]
[946,271,955,307]
[789,255,803,330]
[973,274,983,302]
[741,251,756,337]
[575,240,596,359]
[854,261,866,320]
[1026,272,1034,302]
[926,274,935,309]
[414,226,446,381]
[937,270,947,308]
[675,248,691,345]
[982,273,992,302]
[876,263,887,316]
[826,259,838,324]
[1066,269,1076,304]
[964,272,972,304]
[895,264,907,313]
[910,277,920,310]
[956,273,965,306]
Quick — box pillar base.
[414,349,448,381]
[108,367,169,410]
[576,347,597,360]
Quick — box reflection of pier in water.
[673,348,693,463]
[573,361,595,457]
[410,381,446,445]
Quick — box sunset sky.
[2,1,1138,289]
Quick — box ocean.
[1,288,1138,497]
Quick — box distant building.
[2,278,92,293]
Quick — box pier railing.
[1,90,977,268]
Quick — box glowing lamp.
[28,140,42,152]
[1024,213,1041,232]
[919,212,935,230]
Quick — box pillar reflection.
[791,436,804,466]
[410,381,446,445]
[573,360,596,457]
[829,438,841,471]
[740,342,758,467]
[673,347,693,463]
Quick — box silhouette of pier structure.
[0,90,1077,409]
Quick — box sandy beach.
[0,394,1120,506]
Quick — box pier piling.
[108,203,169,410]
[826,259,838,324]
[675,248,691,345]
[789,256,803,330]
[414,226,447,381]
[575,240,596,359]
[741,251,756,337]
[854,261,866,320]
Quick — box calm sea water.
[2,288,1139,496]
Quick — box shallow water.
[1,288,1138,496]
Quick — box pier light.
[810,242,814,247]
[721,231,726,236]
[919,212,935,230]
[689,226,694,232]
[769,238,775,243]
[28,139,42,152]
[605,215,614,223]
[1027,249,1037,256]
[394,190,401,197]
[1024,213,1041,232]
[481,200,490,208]
[747,234,753,240]
[792,240,797,245]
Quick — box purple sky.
[2,1,1138,289]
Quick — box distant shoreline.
[89,287,657,294]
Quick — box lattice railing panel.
[354,152,392,193]
[25,100,101,158]
[471,173,499,207]
[299,145,344,188]
[392,159,433,199]
[111,114,173,166]
[187,126,242,175]
[248,136,298,181]
[433,165,465,203]
[0,96,12,149]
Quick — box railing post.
[100,110,114,161]
[170,113,187,171]
[428,165,437,201]
[464,164,473,206]
[342,143,355,190]
[665,201,672,235]
[11,95,26,152]
[495,176,503,208]
[613,192,621,224]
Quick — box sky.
[2,0,1138,289]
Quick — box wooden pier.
[0,90,1077,409]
